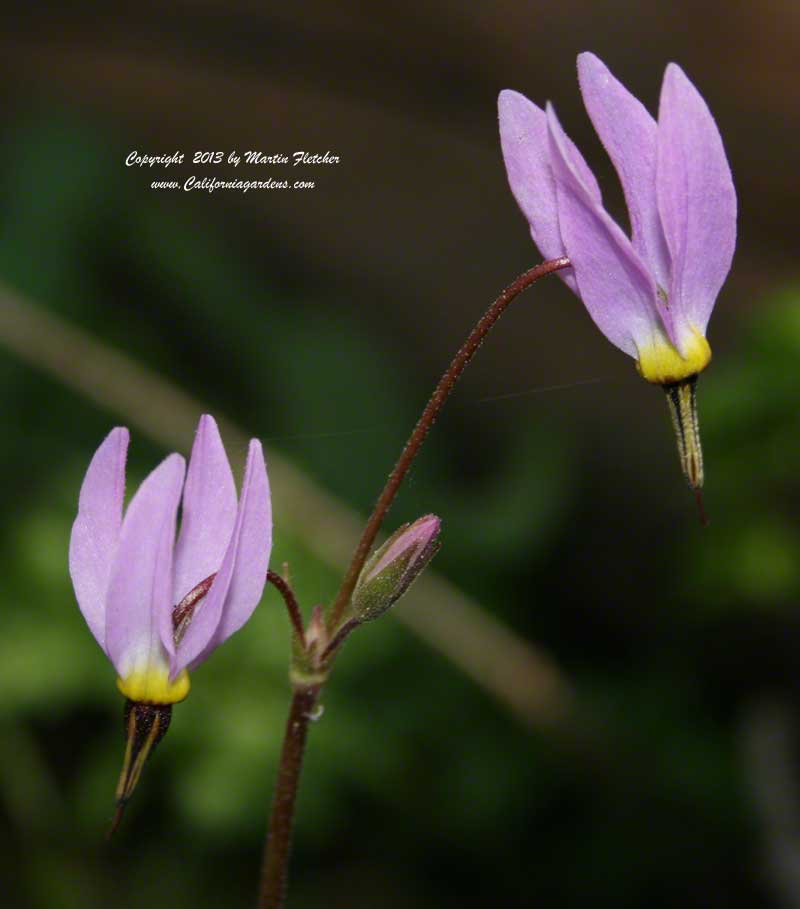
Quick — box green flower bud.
[352,515,441,622]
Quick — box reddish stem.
[326,257,570,632]
[256,258,571,909]
[267,570,306,642]
[257,685,320,909]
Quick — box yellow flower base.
[117,667,191,704]
[635,325,712,385]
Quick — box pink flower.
[70,414,272,705]
[499,52,736,385]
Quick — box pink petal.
[577,52,671,290]
[104,454,185,678]
[547,103,666,357]
[69,427,129,652]
[498,89,601,294]
[174,440,272,673]
[656,63,736,338]
[173,414,237,604]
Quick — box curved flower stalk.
[499,53,736,492]
[69,414,272,827]
[260,261,572,909]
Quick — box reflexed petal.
[173,414,237,604]
[577,53,671,289]
[498,89,601,293]
[547,103,666,357]
[105,454,185,679]
[657,63,736,337]
[69,427,129,651]
[175,440,271,673]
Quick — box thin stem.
[0,278,574,733]
[320,618,360,663]
[258,685,320,909]
[256,258,571,907]
[326,257,571,632]
[267,570,306,642]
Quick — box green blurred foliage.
[0,108,794,909]
[684,293,800,616]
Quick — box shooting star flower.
[69,415,271,829]
[499,53,736,496]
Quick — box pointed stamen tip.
[110,700,174,837]
[107,800,128,839]
[693,487,709,527]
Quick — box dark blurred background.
[0,2,799,907]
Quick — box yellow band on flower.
[117,667,191,704]
[635,325,712,385]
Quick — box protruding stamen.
[693,488,709,528]
[109,700,173,836]
[107,801,127,838]
[662,376,704,491]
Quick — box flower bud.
[352,515,441,622]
